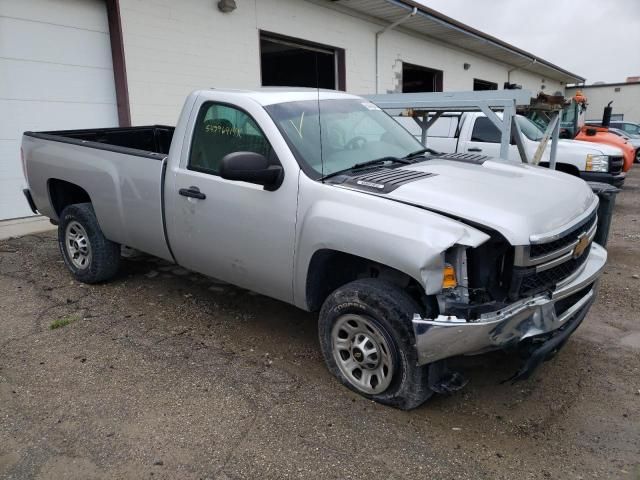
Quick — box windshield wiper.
[352,156,413,169]
[320,148,441,182]
[403,147,440,159]
[320,156,411,181]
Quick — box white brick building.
[566,81,640,124]
[1,0,584,220]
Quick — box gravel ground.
[1,170,639,480]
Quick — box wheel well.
[305,249,423,312]
[48,179,91,216]
[539,162,580,177]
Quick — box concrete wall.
[119,0,565,125]
[566,83,640,123]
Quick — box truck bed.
[25,125,175,159]
[22,126,176,262]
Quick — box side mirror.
[220,152,283,190]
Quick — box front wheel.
[58,203,120,283]
[318,279,433,410]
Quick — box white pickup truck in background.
[394,112,626,187]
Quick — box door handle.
[179,186,206,200]
[468,147,482,152]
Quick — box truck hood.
[560,138,624,156]
[387,158,597,245]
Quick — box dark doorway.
[260,33,344,90]
[473,78,498,91]
[402,62,443,93]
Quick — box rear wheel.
[635,148,640,164]
[58,203,120,283]
[318,278,433,410]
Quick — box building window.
[260,32,345,90]
[402,62,443,92]
[473,79,498,91]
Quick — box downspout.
[375,7,417,94]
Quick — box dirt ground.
[1,172,639,480]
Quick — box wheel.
[57,203,120,283]
[635,148,640,164]
[318,278,433,410]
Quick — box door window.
[189,103,273,174]
[470,117,500,143]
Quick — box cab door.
[460,117,521,161]
[164,97,299,304]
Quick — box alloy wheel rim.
[331,314,394,394]
[65,221,92,270]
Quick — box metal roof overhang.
[330,0,585,84]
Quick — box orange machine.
[575,125,634,172]
[564,92,634,172]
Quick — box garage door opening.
[402,62,443,93]
[473,78,498,91]
[260,33,345,90]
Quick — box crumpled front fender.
[294,178,491,309]
[412,242,607,365]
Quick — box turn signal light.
[442,264,457,289]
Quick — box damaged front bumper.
[413,242,607,365]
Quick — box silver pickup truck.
[21,88,606,409]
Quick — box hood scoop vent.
[438,152,490,165]
[342,168,435,193]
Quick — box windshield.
[623,123,640,136]
[265,99,424,177]
[516,115,545,141]
[560,102,578,133]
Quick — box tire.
[318,278,433,410]
[57,203,120,283]
[635,148,640,164]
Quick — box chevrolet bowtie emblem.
[573,233,591,258]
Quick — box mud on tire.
[57,203,120,284]
[318,278,433,410]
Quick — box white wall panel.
[0,0,118,220]
[119,0,567,125]
[567,84,640,123]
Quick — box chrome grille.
[529,210,597,258]
[510,244,591,299]
[511,206,598,300]
[609,156,624,175]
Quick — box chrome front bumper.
[412,242,607,365]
